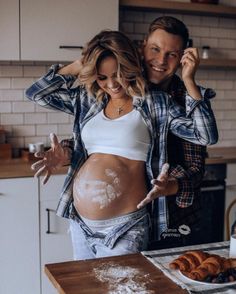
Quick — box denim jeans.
[69,205,150,260]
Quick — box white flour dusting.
[75,169,122,209]
[93,262,155,293]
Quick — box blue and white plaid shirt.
[25,64,218,240]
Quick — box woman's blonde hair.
[79,30,146,101]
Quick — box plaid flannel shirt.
[25,64,218,240]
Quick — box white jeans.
[69,207,150,260]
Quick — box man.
[139,16,215,249]
[32,16,216,250]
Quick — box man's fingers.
[137,163,170,210]
[151,179,166,187]
[137,189,156,209]
[157,163,169,181]
[137,196,151,210]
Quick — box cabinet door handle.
[201,185,225,192]
[46,208,51,234]
[59,45,83,49]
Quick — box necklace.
[110,98,130,115]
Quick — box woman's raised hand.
[31,133,71,185]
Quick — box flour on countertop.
[93,262,155,293]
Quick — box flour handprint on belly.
[75,169,122,209]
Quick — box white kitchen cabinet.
[225,163,236,240]
[0,177,40,294]
[39,174,73,294]
[20,0,119,61]
[0,0,20,60]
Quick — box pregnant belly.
[73,154,147,219]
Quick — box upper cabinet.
[0,0,119,61]
[0,0,20,60]
[120,0,236,18]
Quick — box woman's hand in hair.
[58,59,83,76]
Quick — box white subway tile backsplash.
[219,17,236,29]
[218,39,235,49]
[134,23,150,35]
[200,38,218,49]
[36,124,57,136]
[200,16,219,28]
[0,102,11,112]
[25,113,47,124]
[183,15,202,26]
[216,80,234,90]
[223,111,236,119]
[0,78,11,89]
[0,66,23,77]
[224,91,236,99]
[23,65,47,77]
[143,12,163,23]
[12,102,35,113]
[58,123,73,135]
[12,125,35,136]
[1,113,24,125]
[47,112,70,124]
[0,89,24,101]
[120,22,134,33]
[11,78,34,89]
[189,26,210,38]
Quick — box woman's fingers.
[31,159,45,171]
[42,171,51,185]
[50,133,59,149]
[34,165,48,178]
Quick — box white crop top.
[81,109,150,161]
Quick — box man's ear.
[141,39,147,56]
[143,39,147,48]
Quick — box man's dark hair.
[148,16,189,49]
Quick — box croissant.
[188,255,225,281]
[169,250,209,272]
[169,250,236,282]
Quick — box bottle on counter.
[202,46,210,59]
[230,219,236,258]
[231,219,236,235]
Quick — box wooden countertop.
[45,253,187,294]
[1,147,236,179]
[206,147,236,165]
[0,158,68,179]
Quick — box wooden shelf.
[200,58,236,68]
[120,0,236,18]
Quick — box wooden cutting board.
[45,253,187,294]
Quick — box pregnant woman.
[25,30,218,260]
